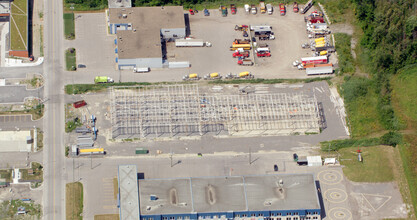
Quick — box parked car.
[189,9,194,15]
[77,64,86,68]
[243,31,248,37]
[204,8,210,16]
[274,164,278,171]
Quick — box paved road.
[0,114,43,130]
[0,86,43,103]
[0,66,43,78]
[42,0,65,219]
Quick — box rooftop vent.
[275,179,285,199]
[169,188,178,205]
[206,184,216,205]
[146,206,151,211]
[122,14,127,18]
[150,195,158,201]
[264,201,272,206]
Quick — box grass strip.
[66,182,83,220]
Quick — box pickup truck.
[221,5,227,17]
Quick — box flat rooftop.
[138,174,320,215]
[109,6,185,59]
[0,130,31,152]
[116,29,162,59]
[0,2,10,15]
[118,165,140,220]
[108,0,131,8]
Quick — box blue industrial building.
[118,165,322,220]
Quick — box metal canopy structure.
[111,84,320,139]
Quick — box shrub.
[380,131,402,147]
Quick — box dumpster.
[135,148,149,154]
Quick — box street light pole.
[249,147,252,165]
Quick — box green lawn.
[64,13,75,40]
[66,48,76,71]
[10,0,28,51]
[339,145,394,182]
[66,182,83,220]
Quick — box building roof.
[108,0,131,8]
[0,2,10,15]
[118,165,140,220]
[137,174,320,216]
[109,6,185,59]
[116,30,162,59]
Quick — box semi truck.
[301,56,327,65]
[204,72,222,80]
[175,39,206,47]
[225,72,254,79]
[298,63,332,70]
[230,44,251,50]
[182,73,200,81]
[233,39,251,44]
[233,51,249,58]
[94,76,114,84]
[260,2,266,13]
[78,147,105,156]
[306,66,333,75]
[133,67,150,73]
[257,51,271,57]
[237,59,254,66]
[266,4,273,14]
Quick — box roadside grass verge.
[338,145,394,182]
[1,199,42,219]
[113,177,118,200]
[65,77,332,94]
[334,33,355,74]
[10,0,27,51]
[94,214,119,220]
[21,162,43,181]
[392,64,417,216]
[340,76,383,137]
[66,182,83,220]
[0,169,12,182]
[64,13,75,40]
[66,48,76,71]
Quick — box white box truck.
[306,66,333,75]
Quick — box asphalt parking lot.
[66,6,334,84]
[0,86,43,104]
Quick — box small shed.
[307,156,322,167]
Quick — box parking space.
[0,86,43,103]
[70,13,116,75]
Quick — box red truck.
[293,2,299,13]
[233,51,249,58]
[279,3,286,16]
[257,52,271,57]
[231,4,237,14]
[73,100,87,108]
[237,59,254,66]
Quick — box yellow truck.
[225,71,255,79]
[204,72,222,80]
[230,44,251,51]
[182,73,200,81]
